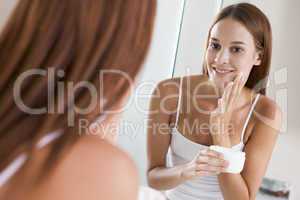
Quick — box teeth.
[215,68,232,74]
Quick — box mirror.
[115,0,299,199]
[169,0,299,199]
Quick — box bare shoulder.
[32,136,138,200]
[254,94,283,131]
[154,76,181,93]
[150,75,210,115]
[151,75,204,112]
[154,74,207,95]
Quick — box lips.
[212,66,235,74]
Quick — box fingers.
[223,81,234,111]
[183,162,221,179]
[217,98,224,114]
[186,163,226,178]
[234,73,244,96]
[197,156,228,167]
[199,149,224,159]
[194,171,217,176]
[214,97,226,115]
[191,161,228,177]
[195,163,227,173]
[215,98,223,114]
[185,149,230,179]
[226,73,244,111]
[196,149,229,168]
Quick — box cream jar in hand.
[209,145,246,174]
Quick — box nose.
[214,49,230,65]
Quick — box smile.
[212,67,235,74]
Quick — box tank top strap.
[0,130,62,187]
[240,93,261,143]
[36,130,62,149]
[175,77,183,127]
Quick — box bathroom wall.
[117,0,186,185]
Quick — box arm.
[218,98,282,200]
[147,78,188,190]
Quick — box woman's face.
[205,18,261,92]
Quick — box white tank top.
[0,130,62,188]
[166,77,260,200]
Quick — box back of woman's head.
[203,3,272,95]
[0,0,156,181]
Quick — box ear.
[254,51,262,66]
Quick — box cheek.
[205,50,215,65]
[231,58,254,84]
[237,66,253,83]
[230,54,254,73]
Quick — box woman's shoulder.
[155,74,208,93]
[31,135,138,200]
[253,94,282,131]
[158,74,207,84]
[67,135,138,171]
[150,74,210,112]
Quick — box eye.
[209,42,221,50]
[231,46,244,53]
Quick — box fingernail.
[239,73,244,79]
[218,98,222,106]
[200,149,206,155]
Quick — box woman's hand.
[180,148,229,180]
[209,73,244,147]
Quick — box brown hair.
[203,3,272,95]
[0,0,156,183]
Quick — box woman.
[0,0,156,199]
[147,3,282,200]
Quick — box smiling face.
[205,18,262,93]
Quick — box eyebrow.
[210,37,246,45]
[231,41,246,45]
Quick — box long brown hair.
[203,3,272,95]
[0,0,156,182]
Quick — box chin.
[211,76,231,87]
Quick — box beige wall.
[117,0,186,185]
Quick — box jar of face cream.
[209,145,246,174]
